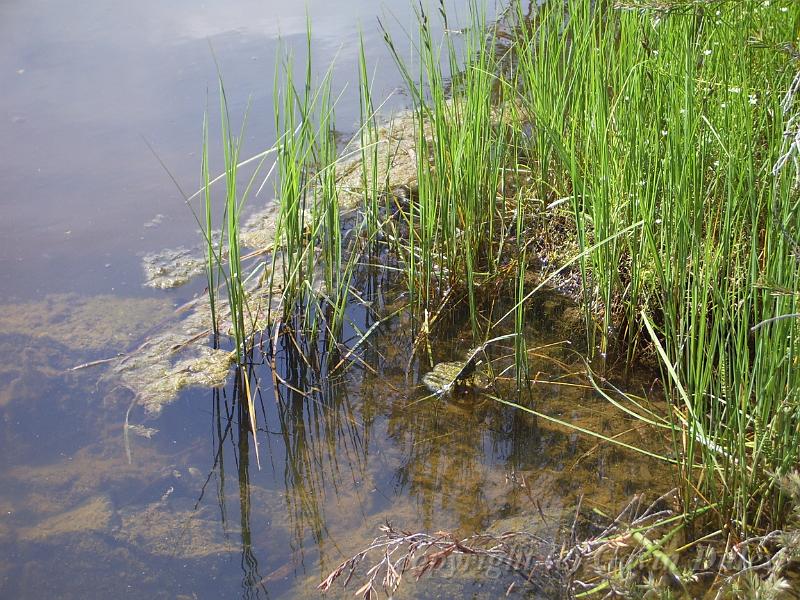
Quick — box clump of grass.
[190,0,800,548]
[505,0,800,535]
[197,78,276,469]
[380,0,514,338]
[268,26,367,346]
[198,79,269,365]
[369,0,800,542]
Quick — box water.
[0,0,476,302]
[0,1,670,598]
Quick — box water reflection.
[0,0,485,301]
[0,274,677,599]
[205,378,269,599]
[190,324,375,597]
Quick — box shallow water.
[0,1,671,598]
[0,288,670,599]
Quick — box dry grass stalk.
[318,491,681,598]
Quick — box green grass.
[269,26,368,348]
[380,1,514,337]
[197,79,272,469]
[503,0,799,535]
[198,79,268,364]
[193,0,800,543]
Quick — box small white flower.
[652,50,659,56]
[720,102,727,108]
[661,130,668,137]
[715,9,721,15]
[780,7,788,12]
[624,95,630,101]
[728,87,741,94]
[749,94,758,105]
[713,160,720,167]
[703,49,712,56]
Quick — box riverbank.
[200,0,799,595]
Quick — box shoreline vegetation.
[132,0,799,595]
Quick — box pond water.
[0,0,671,598]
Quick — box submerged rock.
[421,347,489,395]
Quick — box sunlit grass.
[506,0,800,534]
[192,0,800,540]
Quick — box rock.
[421,347,489,395]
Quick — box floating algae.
[112,306,234,415]
[142,246,206,289]
[0,293,173,351]
[335,110,421,196]
[116,257,327,413]
[19,496,115,542]
[238,202,287,251]
[141,204,318,290]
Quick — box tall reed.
[195,0,800,536]
[269,25,366,345]
[508,0,800,532]
[198,79,269,363]
[381,0,513,337]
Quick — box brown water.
[0,1,671,598]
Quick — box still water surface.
[0,1,668,598]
